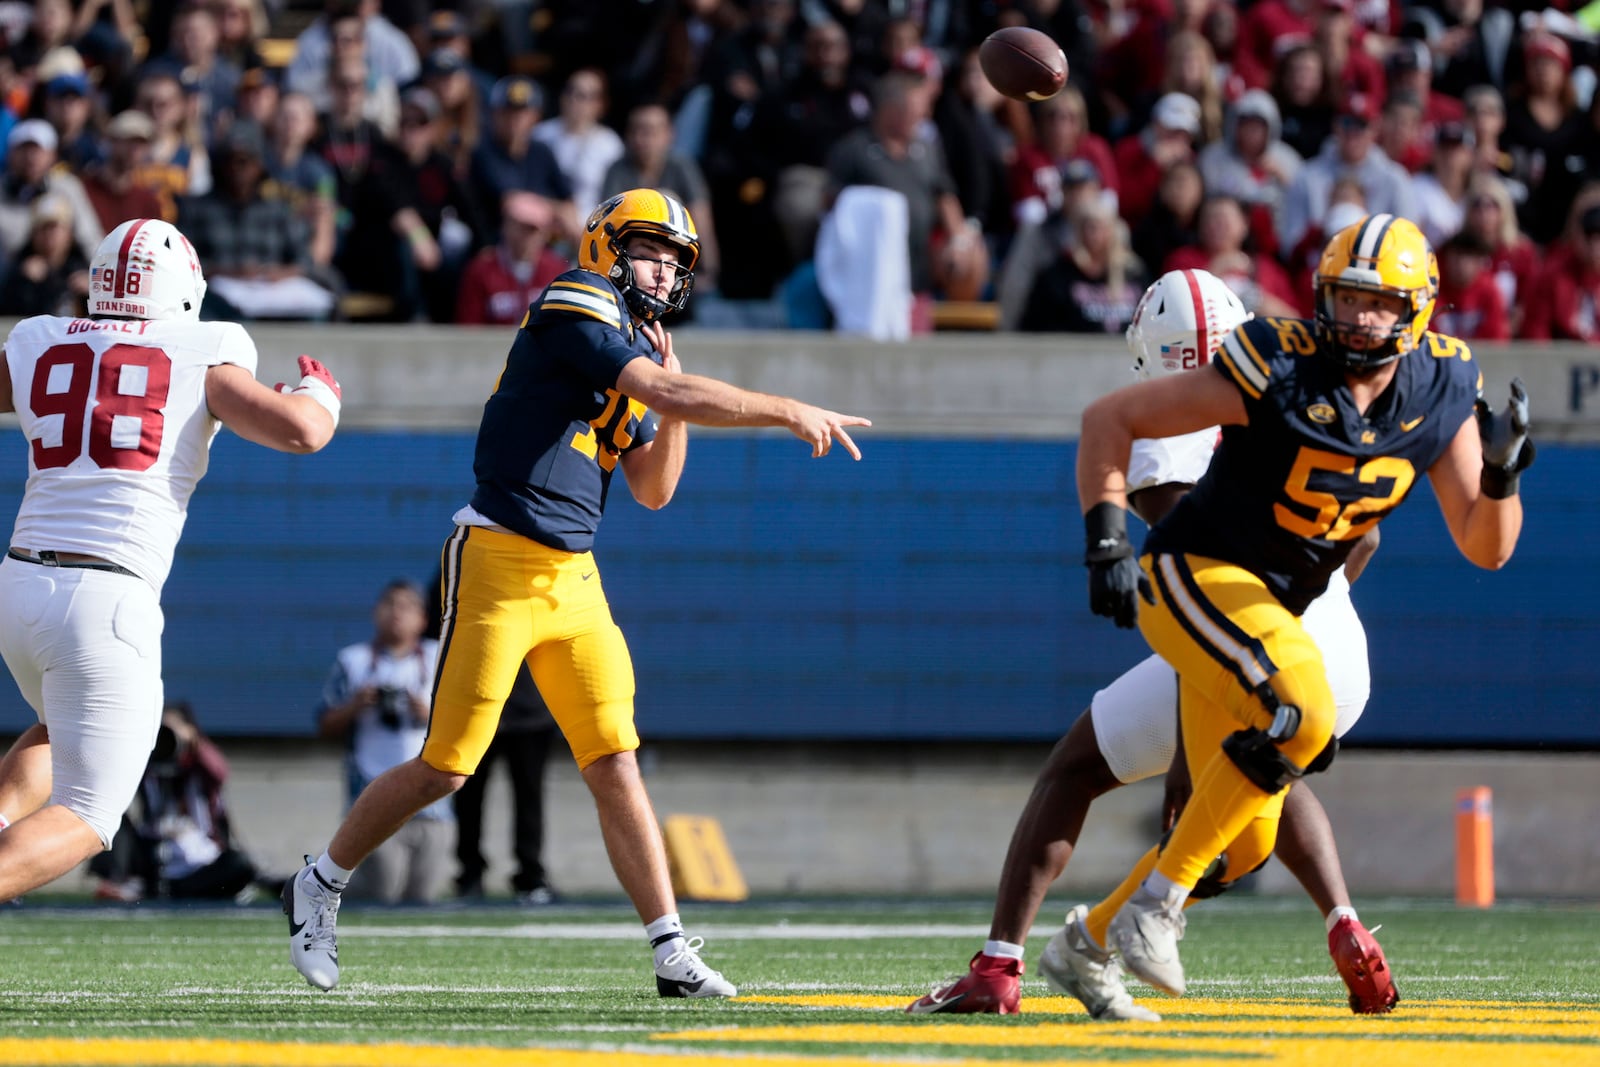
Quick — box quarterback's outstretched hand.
[276,355,342,428]
[1085,502,1153,629]
[789,402,871,460]
[1476,376,1535,499]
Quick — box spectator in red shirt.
[1377,90,1430,174]
[1386,39,1464,134]
[455,191,570,325]
[1434,230,1509,340]
[1095,0,1214,131]
[1521,202,1600,341]
[1313,0,1385,107]
[81,111,167,231]
[1113,92,1200,227]
[1460,172,1538,335]
[1234,0,1316,90]
[1010,86,1119,227]
[1164,193,1300,317]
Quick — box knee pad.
[1191,854,1270,900]
[1305,735,1339,775]
[1254,682,1302,742]
[1222,726,1306,794]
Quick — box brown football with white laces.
[978,27,1068,101]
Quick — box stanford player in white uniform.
[0,218,342,903]
[908,270,1396,1020]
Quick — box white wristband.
[294,374,341,428]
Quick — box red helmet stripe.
[113,220,148,300]
[1181,268,1208,364]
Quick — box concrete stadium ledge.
[46,741,1600,900]
[1,320,1596,440]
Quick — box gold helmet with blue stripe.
[1313,213,1438,372]
[581,189,700,322]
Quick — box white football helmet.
[1127,268,1252,379]
[89,218,207,320]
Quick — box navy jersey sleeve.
[629,409,659,451]
[531,271,645,389]
[1212,316,1293,409]
[1417,331,1484,454]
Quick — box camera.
[149,723,181,773]
[375,686,410,729]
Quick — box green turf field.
[1,896,1597,1066]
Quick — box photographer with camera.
[91,701,274,903]
[316,579,453,903]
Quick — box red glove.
[276,355,342,427]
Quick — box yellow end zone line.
[0,1040,1006,1067]
[6,998,1600,1067]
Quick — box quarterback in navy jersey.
[468,264,664,553]
[284,189,869,999]
[1072,214,1534,1006]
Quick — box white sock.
[646,913,685,965]
[983,939,1026,961]
[1138,871,1191,910]
[1326,905,1359,934]
[314,852,353,891]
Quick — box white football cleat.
[283,858,341,991]
[655,936,737,998]
[1108,891,1187,997]
[1040,905,1161,1021]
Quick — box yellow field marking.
[660,997,1600,1067]
[669,1024,1600,1067]
[8,998,1599,1067]
[0,1038,1015,1067]
[744,992,1600,1029]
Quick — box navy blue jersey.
[468,269,658,552]
[1145,317,1482,615]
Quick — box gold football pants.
[423,525,639,773]
[1139,552,1337,888]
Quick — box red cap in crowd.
[1523,31,1572,71]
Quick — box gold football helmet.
[1313,214,1438,371]
[581,189,700,322]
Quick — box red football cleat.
[906,952,1023,1014]
[1328,916,1399,1014]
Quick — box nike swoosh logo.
[926,990,967,1010]
[1401,415,1425,431]
[288,919,306,937]
[1137,928,1176,963]
[581,572,596,580]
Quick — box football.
[979,27,1068,101]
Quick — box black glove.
[1476,377,1536,500]
[1084,502,1154,629]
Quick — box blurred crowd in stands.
[0,0,1596,339]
